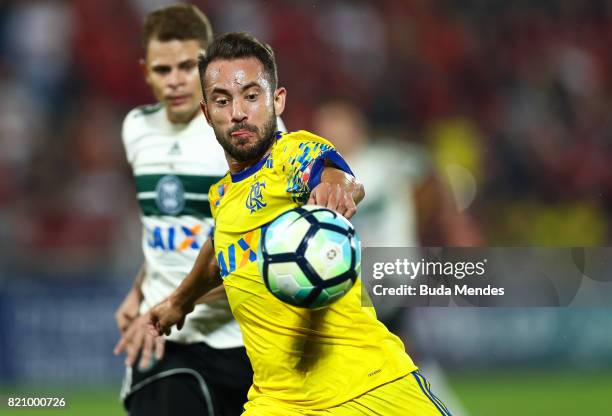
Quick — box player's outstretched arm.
[307,166,365,219]
[194,284,227,304]
[148,238,221,336]
[114,260,225,368]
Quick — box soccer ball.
[258,205,361,308]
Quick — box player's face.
[142,38,203,124]
[201,57,286,163]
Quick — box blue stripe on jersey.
[228,244,236,272]
[412,372,452,416]
[231,154,270,183]
[307,149,354,190]
[418,371,452,416]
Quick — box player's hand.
[114,312,166,370]
[114,289,141,334]
[147,298,191,337]
[308,182,357,219]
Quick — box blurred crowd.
[1,0,611,276]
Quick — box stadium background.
[0,0,611,414]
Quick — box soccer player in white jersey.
[112,5,284,416]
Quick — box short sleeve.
[121,109,140,164]
[280,131,353,203]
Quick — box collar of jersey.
[229,131,284,182]
[230,153,270,183]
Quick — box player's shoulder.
[273,130,335,157]
[279,130,334,146]
[208,172,232,213]
[124,103,164,124]
[209,172,231,197]
[122,103,164,142]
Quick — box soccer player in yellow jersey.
[148,32,452,416]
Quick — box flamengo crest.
[246,180,267,213]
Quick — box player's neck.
[227,149,271,174]
[165,108,199,125]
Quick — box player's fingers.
[157,317,170,335]
[157,318,171,336]
[114,327,136,355]
[126,327,145,367]
[177,315,186,331]
[139,333,154,370]
[155,336,165,361]
[307,189,317,205]
[116,312,131,333]
[114,318,137,355]
[342,206,357,220]
[118,322,128,334]
[340,193,357,219]
[339,187,351,214]
[114,311,123,330]
[314,183,329,207]
[147,322,160,337]
[125,342,136,367]
[147,311,162,335]
[113,334,128,355]
[326,184,340,211]
[113,329,128,355]
[343,202,357,219]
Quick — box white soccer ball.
[258,205,361,308]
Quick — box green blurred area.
[2,369,611,415]
[448,370,612,416]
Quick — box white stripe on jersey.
[137,192,209,201]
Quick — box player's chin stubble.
[215,116,278,162]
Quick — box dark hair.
[142,4,213,52]
[198,32,278,99]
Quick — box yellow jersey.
[209,130,416,409]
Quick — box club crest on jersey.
[246,180,267,213]
[155,175,185,215]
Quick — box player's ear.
[273,87,286,117]
[200,100,212,126]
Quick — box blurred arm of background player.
[414,170,482,246]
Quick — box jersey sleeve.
[277,130,354,202]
